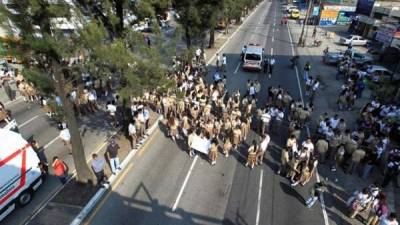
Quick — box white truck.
[0,129,43,221]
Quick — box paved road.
[1,98,115,225]
[84,1,327,225]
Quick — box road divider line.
[18,115,39,128]
[270,48,273,55]
[287,23,330,225]
[234,62,241,74]
[172,155,199,211]
[206,0,267,65]
[255,170,264,225]
[44,136,60,149]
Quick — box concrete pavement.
[0,99,117,225]
[83,1,327,225]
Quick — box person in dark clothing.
[305,181,327,208]
[381,157,400,188]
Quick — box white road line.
[255,170,264,225]
[44,135,60,149]
[4,96,23,106]
[18,115,39,128]
[234,62,241,74]
[287,23,330,225]
[206,1,266,65]
[172,155,199,211]
[270,48,273,55]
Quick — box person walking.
[195,47,202,63]
[245,140,258,169]
[303,61,311,81]
[222,54,227,72]
[366,194,389,225]
[91,153,108,185]
[263,57,269,74]
[59,126,72,154]
[107,139,121,174]
[269,57,275,78]
[256,134,270,165]
[347,148,366,175]
[305,181,327,208]
[216,53,221,71]
[52,156,68,184]
[209,138,219,166]
[316,138,329,164]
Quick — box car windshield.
[245,53,261,61]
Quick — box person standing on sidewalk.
[269,56,275,78]
[91,153,108,185]
[107,139,121,174]
[128,119,137,150]
[303,61,311,81]
[52,156,68,184]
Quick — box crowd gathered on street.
[1,32,399,224]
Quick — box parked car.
[290,9,300,19]
[323,52,373,65]
[365,65,393,76]
[339,35,368,46]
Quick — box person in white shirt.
[260,109,271,135]
[273,107,284,133]
[329,114,339,129]
[91,153,108,185]
[256,134,270,165]
[302,138,314,153]
[269,57,276,78]
[380,213,399,225]
[106,101,117,126]
[59,127,72,154]
[128,120,137,150]
[222,54,227,69]
[195,48,202,63]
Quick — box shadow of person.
[279,182,305,205]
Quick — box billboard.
[319,10,339,26]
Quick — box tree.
[0,1,94,183]
[0,0,173,183]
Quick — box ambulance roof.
[0,129,28,159]
[246,45,263,55]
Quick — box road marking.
[83,163,134,225]
[206,0,266,64]
[234,62,241,74]
[18,115,39,128]
[43,135,60,149]
[255,170,264,225]
[4,96,23,106]
[287,23,330,225]
[270,48,273,55]
[171,155,199,211]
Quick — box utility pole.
[298,0,313,47]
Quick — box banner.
[336,11,356,25]
[319,10,339,26]
[312,6,320,16]
[191,136,211,154]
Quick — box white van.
[0,129,42,221]
[242,44,264,71]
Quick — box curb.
[69,115,162,225]
[70,2,265,224]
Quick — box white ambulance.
[0,129,43,221]
[242,43,264,71]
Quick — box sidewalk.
[27,111,160,225]
[288,22,400,225]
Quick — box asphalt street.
[84,1,326,225]
[1,98,115,225]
